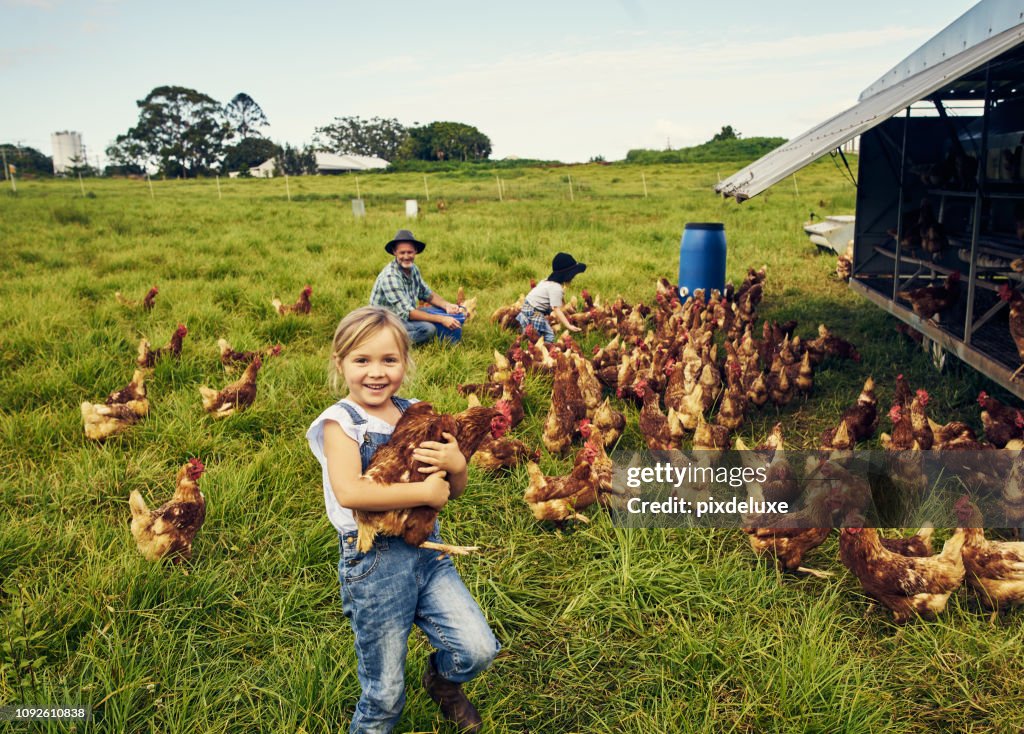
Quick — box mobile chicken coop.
[716,0,1024,398]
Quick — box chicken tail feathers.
[940,527,968,559]
[129,490,149,522]
[198,386,218,410]
[523,461,546,503]
[356,527,378,554]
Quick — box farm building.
[717,0,1024,398]
[314,152,389,174]
[250,158,276,178]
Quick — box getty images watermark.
[622,462,788,519]
[606,449,1021,529]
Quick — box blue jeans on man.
[403,320,437,345]
[404,307,465,345]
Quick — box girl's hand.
[414,432,467,475]
[423,471,450,509]
[567,324,582,333]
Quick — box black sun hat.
[547,252,587,283]
[385,229,426,255]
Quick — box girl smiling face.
[338,327,407,416]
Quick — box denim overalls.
[334,397,500,734]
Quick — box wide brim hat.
[547,252,586,283]
[385,229,426,255]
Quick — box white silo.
[51,131,84,174]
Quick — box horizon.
[2,0,979,165]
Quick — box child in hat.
[515,252,587,343]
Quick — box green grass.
[1,163,1022,733]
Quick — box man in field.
[369,229,465,345]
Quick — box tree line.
[100,85,492,178]
[625,126,786,165]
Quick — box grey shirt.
[523,280,564,314]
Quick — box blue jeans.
[403,320,437,345]
[338,529,500,734]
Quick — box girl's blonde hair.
[330,306,414,392]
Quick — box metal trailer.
[716,0,1024,398]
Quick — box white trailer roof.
[715,7,1024,202]
[315,153,389,171]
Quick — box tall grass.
[1,163,1021,733]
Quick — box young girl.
[516,251,587,343]
[306,306,498,734]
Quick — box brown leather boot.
[423,656,483,733]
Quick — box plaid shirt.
[369,260,433,321]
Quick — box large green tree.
[225,92,269,140]
[104,136,147,176]
[112,85,230,177]
[313,116,407,161]
[401,122,491,162]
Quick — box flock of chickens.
[88,285,307,562]
[93,268,1024,625]
[82,285,316,440]
[452,268,1024,624]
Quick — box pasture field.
[2,162,1022,733]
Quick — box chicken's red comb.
[977,391,989,405]
[303,285,313,294]
[888,404,902,422]
[915,389,930,405]
[186,458,206,479]
[175,323,188,335]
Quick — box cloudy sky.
[1,0,977,163]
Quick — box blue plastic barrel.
[678,222,726,302]
[422,306,466,344]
